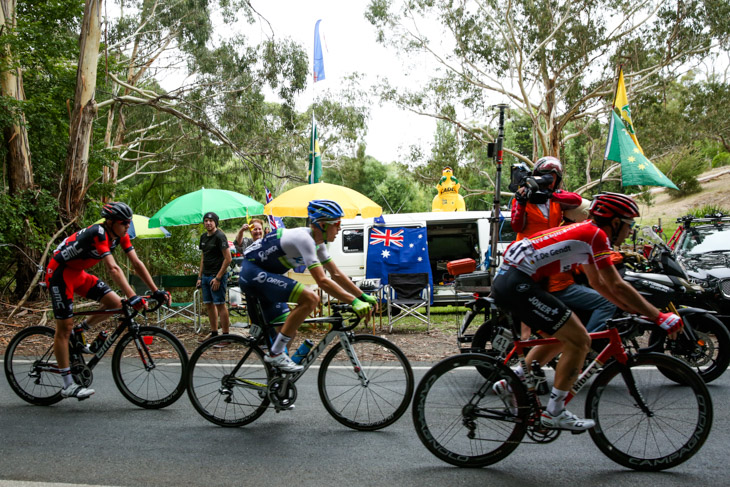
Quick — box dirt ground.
[0,302,461,362]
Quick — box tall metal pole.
[489,104,508,278]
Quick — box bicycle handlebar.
[121,295,166,319]
[329,303,363,331]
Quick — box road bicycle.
[4,298,188,409]
[186,295,414,430]
[412,303,713,471]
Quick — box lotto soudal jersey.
[502,220,613,281]
[52,223,134,270]
[243,227,331,274]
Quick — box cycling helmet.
[533,156,563,187]
[307,199,345,222]
[588,192,640,220]
[101,202,133,221]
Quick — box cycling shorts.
[238,260,304,325]
[491,266,572,335]
[45,260,112,320]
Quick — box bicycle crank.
[71,362,93,387]
[267,377,297,412]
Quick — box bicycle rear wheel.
[586,352,713,471]
[111,326,188,409]
[318,334,414,431]
[412,354,528,467]
[4,326,64,406]
[186,335,270,427]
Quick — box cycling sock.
[61,367,73,388]
[546,387,568,416]
[210,330,219,337]
[271,333,292,356]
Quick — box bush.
[712,152,730,168]
[657,149,704,198]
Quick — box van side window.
[342,229,364,253]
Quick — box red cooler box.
[447,258,477,276]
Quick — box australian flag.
[264,186,284,230]
[366,226,433,296]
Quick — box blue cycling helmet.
[307,199,344,222]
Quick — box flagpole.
[598,64,623,193]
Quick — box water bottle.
[291,339,314,364]
[72,321,89,351]
[531,360,549,396]
[88,331,109,354]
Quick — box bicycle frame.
[504,327,630,405]
[234,316,369,391]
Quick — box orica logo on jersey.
[252,272,287,288]
[257,246,278,261]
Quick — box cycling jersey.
[243,227,331,274]
[493,221,615,335]
[45,223,133,319]
[51,223,134,270]
[501,220,613,282]
[239,228,331,327]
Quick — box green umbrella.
[149,188,265,227]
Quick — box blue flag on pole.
[365,227,433,298]
[313,20,325,82]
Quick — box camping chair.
[154,275,202,333]
[385,272,431,333]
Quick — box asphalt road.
[1,359,728,487]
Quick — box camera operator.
[510,156,582,240]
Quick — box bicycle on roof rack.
[4,297,189,408]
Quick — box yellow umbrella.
[264,182,382,219]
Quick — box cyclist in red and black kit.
[45,202,170,400]
[491,192,683,431]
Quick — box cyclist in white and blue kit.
[239,200,375,372]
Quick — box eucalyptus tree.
[366,0,730,187]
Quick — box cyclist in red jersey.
[44,202,170,400]
[491,192,683,431]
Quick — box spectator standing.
[197,212,232,340]
[234,218,266,254]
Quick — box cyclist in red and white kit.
[45,202,170,400]
[491,192,683,431]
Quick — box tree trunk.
[1,0,33,192]
[1,0,40,299]
[59,0,101,220]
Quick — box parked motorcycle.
[621,226,730,383]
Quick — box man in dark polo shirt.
[196,212,232,340]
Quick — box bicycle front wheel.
[318,334,414,431]
[111,326,188,409]
[186,335,270,427]
[4,326,63,406]
[586,352,713,471]
[412,354,528,468]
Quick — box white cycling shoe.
[540,409,595,431]
[61,383,95,400]
[264,352,303,373]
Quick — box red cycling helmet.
[588,192,640,220]
[533,156,563,187]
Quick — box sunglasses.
[621,218,636,229]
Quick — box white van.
[329,211,514,304]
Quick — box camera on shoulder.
[523,174,554,204]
